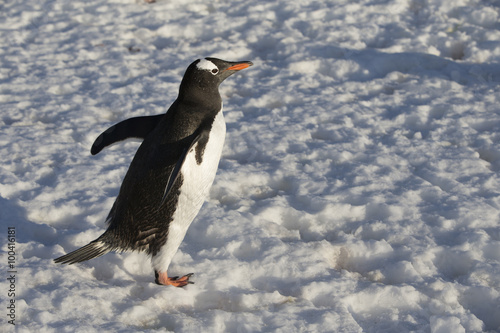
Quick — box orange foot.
[155,271,194,287]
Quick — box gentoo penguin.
[54,58,253,287]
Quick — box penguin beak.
[226,61,253,71]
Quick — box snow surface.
[1,0,500,332]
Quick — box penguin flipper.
[54,239,112,264]
[91,115,164,155]
[159,129,208,208]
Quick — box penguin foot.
[155,271,194,287]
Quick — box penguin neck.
[161,93,223,141]
[176,86,222,114]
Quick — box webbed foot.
[155,271,194,287]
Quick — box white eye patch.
[196,58,219,75]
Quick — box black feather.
[54,239,111,265]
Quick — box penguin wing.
[91,115,164,155]
[159,128,209,208]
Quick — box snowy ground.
[1,0,500,332]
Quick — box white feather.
[196,58,218,72]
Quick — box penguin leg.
[155,270,194,287]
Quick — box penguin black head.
[178,57,253,101]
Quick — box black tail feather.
[54,240,111,265]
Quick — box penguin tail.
[54,239,112,265]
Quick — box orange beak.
[226,62,253,71]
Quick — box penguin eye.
[211,68,219,75]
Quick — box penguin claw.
[155,271,194,287]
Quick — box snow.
[1,0,500,332]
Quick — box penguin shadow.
[91,255,147,287]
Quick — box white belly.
[152,111,226,272]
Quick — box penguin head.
[178,58,253,101]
